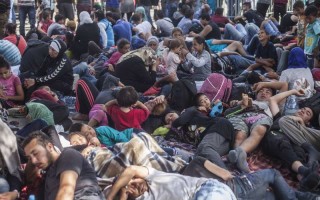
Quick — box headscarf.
[117,47,156,66]
[79,11,93,25]
[146,36,159,46]
[131,35,146,50]
[287,47,307,69]
[49,39,67,58]
[26,102,55,125]
[135,6,148,22]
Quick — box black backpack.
[211,53,237,79]
[169,79,197,112]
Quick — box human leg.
[75,78,99,115]
[0,177,9,193]
[19,6,27,37]
[73,62,97,85]
[244,23,259,45]
[245,34,259,55]
[224,23,245,41]
[240,124,267,153]
[226,41,247,56]
[256,2,269,18]
[27,6,36,30]
[196,132,230,168]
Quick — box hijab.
[287,47,307,69]
[146,36,159,46]
[79,11,93,25]
[117,47,156,66]
[135,6,148,22]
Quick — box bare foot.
[241,94,249,109]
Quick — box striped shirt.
[0,40,21,66]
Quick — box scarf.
[26,102,55,125]
[117,47,156,66]
[79,11,93,25]
[287,47,307,69]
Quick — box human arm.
[253,81,288,94]
[107,166,149,200]
[186,51,210,68]
[55,170,78,200]
[268,89,304,117]
[211,39,235,45]
[204,160,234,181]
[104,99,118,109]
[37,22,47,35]
[0,191,19,200]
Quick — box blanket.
[87,132,187,179]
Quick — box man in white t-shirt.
[132,13,152,40]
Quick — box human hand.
[89,137,101,147]
[153,95,165,104]
[24,79,35,88]
[88,67,96,76]
[266,71,279,79]
[252,82,265,93]
[189,31,196,37]
[108,64,114,72]
[229,100,239,107]
[294,89,305,97]
[289,115,305,126]
[0,191,19,200]
[221,171,235,181]
[198,106,208,112]
[181,48,189,56]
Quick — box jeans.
[245,34,260,55]
[227,55,255,72]
[19,6,35,37]
[234,169,297,200]
[73,62,97,85]
[263,21,281,36]
[0,177,9,193]
[224,24,245,41]
[143,6,153,25]
[195,179,236,200]
[244,23,259,45]
[256,2,269,18]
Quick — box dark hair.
[22,131,53,149]
[171,27,182,36]
[0,55,10,69]
[215,7,224,15]
[200,13,210,21]
[43,10,50,20]
[243,1,252,8]
[54,14,65,22]
[116,86,139,107]
[5,23,16,34]
[106,11,115,19]
[156,10,164,19]
[293,0,305,9]
[69,122,85,133]
[193,36,210,52]
[315,0,320,8]
[168,39,181,50]
[259,28,270,36]
[94,9,105,21]
[117,38,130,49]
[131,13,141,23]
[185,8,194,18]
[193,93,207,106]
[181,5,191,15]
[68,131,87,141]
[305,5,318,17]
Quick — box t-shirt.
[39,19,54,33]
[255,41,278,68]
[0,40,21,66]
[166,51,180,74]
[155,18,174,37]
[44,148,100,200]
[136,21,152,39]
[3,34,27,55]
[243,9,264,27]
[205,21,221,40]
[107,104,150,131]
[211,15,229,27]
[136,167,235,200]
[177,17,193,35]
[0,74,21,107]
[304,19,320,55]
[113,20,132,43]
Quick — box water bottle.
[28,194,35,200]
[285,95,299,116]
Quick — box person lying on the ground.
[107,165,319,200]
[205,38,248,56]
[224,81,289,172]
[261,86,320,193]
[23,131,104,200]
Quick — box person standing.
[256,0,271,18]
[0,0,10,39]
[274,0,288,21]
[18,0,35,37]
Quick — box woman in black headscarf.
[24,39,74,96]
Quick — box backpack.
[189,21,203,34]
[199,73,232,103]
[169,79,197,112]
[211,53,237,79]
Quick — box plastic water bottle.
[285,95,299,116]
[28,194,35,200]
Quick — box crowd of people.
[0,0,320,199]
